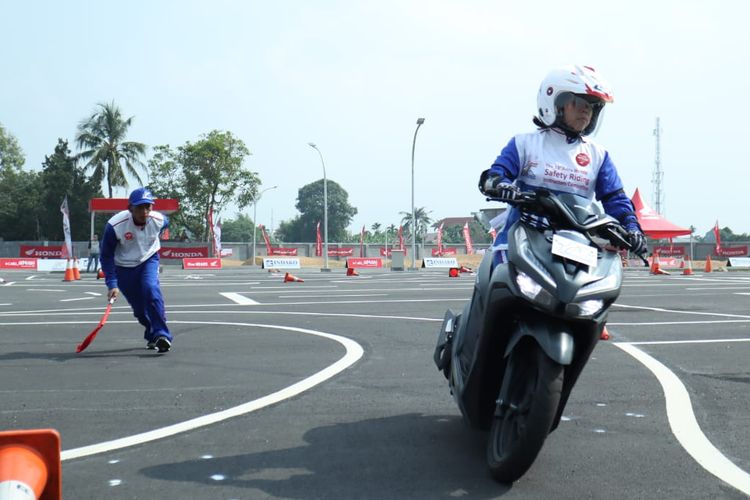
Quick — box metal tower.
[652,117,663,214]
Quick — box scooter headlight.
[515,270,555,308]
[574,299,604,317]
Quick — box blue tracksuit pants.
[116,254,172,342]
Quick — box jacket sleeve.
[479,137,520,193]
[595,152,642,232]
[99,223,119,289]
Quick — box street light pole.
[308,143,329,271]
[411,118,425,270]
[252,185,277,266]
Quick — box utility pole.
[652,117,664,214]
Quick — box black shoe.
[146,341,157,350]
[154,336,171,353]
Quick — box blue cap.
[128,187,155,206]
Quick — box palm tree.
[400,207,433,243]
[75,101,146,197]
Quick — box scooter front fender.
[503,318,574,365]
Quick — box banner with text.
[160,247,209,259]
[0,258,38,270]
[346,258,383,268]
[182,257,222,269]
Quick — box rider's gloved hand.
[627,230,648,256]
[494,182,520,202]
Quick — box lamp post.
[411,118,425,270]
[252,185,277,266]
[308,142,329,271]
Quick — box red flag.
[436,222,444,256]
[462,222,474,255]
[260,224,272,254]
[397,225,405,251]
[714,221,722,254]
[315,221,322,257]
[359,225,366,257]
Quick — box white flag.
[60,196,73,259]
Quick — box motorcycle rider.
[479,65,647,261]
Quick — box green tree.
[400,207,432,243]
[221,214,255,242]
[38,139,103,240]
[0,124,43,240]
[276,179,357,242]
[442,220,493,244]
[147,131,259,241]
[75,101,146,197]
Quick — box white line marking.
[60,297,95,302]
[219,292,259,305]
[59,320,363,461]
[27,288,65,292]
[278,293,387,299]
[85,292,102,296]
[614,342,750,495]
[2,282,15,286]
[613,303,750,320]
[624,338,750,346]
[0,304,11,306]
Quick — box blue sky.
[2,1,748,236]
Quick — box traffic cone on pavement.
[705,254,713,273]
[283,272,304,283]
[72,259,81,280]
[97,268,105,280]
[0,429,61,499]
[600,326,611,340]
[650,253,670,275]
[448,267,460,278]
[346,267,359,276]
[458,265,473,273]
[682,259,694,275]
[62,259,75,282]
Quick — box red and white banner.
[380,247,393,257]
[60,196,72,259]
[346,258,383,268]
[654,245,685,257]
[714,221,722,254]
[329,247,354,257]
[182,257,222,269]
[315,221,322,257]
[462,222,474,255]
[20,245,63,258]
[0,258,37,270]
[260,224,273,254]
[432,247,457,256]
[436,222,444,256]
[209,207,222,258]
[397,225,405,251]
[269,247,299,256]
[160,246,209,259]
[359,225,366,257]
[718,246,748,257]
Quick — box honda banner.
[269,247,299,256]
[160,247,209,259]
[432,247,457,256]
[718,246,748,257]
[20,245,64,258]
[329,247,354,257]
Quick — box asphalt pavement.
[1,266,749,499]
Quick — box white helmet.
[536,65,614,136]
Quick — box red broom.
[75,298,115,353]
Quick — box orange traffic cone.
[72,259,81,280]
[600,326,611,341]
[448,268,460,277]
[97,268,105,280]
[458,265,473,273]
[0,429,61,499]
[682,259,694,275]
[62,259,75,282]
[346,267,359,276]
[283,272,304,283]
[650,253,670,275]
[705,254,713,273]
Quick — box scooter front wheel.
[487,338,563,482]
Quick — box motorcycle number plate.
[551,234,597,268]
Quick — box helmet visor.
[555,92,604,113]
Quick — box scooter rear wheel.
[487,338,563,482]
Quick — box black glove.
[627,230,647,256]
[494,182,520,202]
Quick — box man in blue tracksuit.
[479,65,648,259]
[100,187,173,353]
